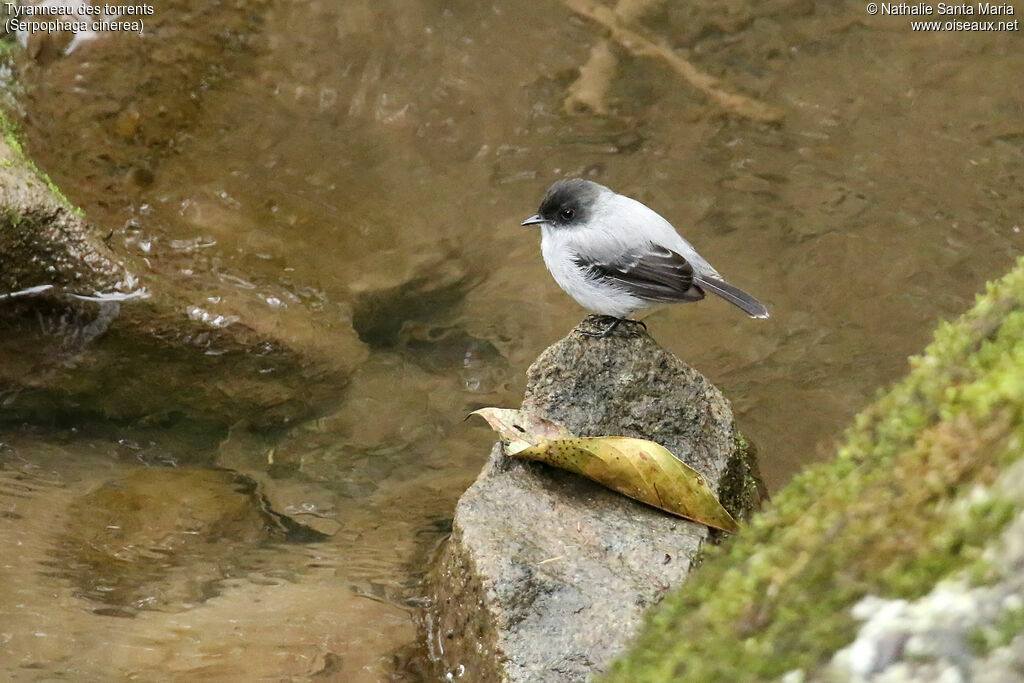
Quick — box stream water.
[2,0,1022,679]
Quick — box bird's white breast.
[540,223,644,318]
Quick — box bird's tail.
[695,276,770,319]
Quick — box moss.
[717,431,767,524]
[2,207,22,228]
[607,256,1024,681]
[1,107,23,154]
[968,605,1024,656]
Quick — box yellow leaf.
[470,408,738,533]
[517,437,738,533]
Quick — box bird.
[521,178,769,336]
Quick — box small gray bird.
[522,179,769,335]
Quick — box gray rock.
[428,315,763,682]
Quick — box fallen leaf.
[517,437,738,533]
[470,408,737,532]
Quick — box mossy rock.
[0,110,135,295]
[609,255,1024,680]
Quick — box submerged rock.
[428,315,763,681]
[349,249,477,348]
[56,467,326,615]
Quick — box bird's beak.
[521,214,545,226]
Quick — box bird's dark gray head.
[521,178,607,228]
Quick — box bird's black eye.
[560,207,575,221]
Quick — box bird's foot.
[580,316,647,338]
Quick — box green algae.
[607,256,1024,681]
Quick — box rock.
[57,467,330,616]
[824,456,1024,682]
[0,294,356,431]
[428,315,763,681]
[349,249,477,348]
[0,126,137,297]
[58,468,281,615]
[0,114,366,431]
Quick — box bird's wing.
[601,193,721,278]
[573,244,705,303]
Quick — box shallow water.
[3,0,1023,678]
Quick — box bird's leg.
[580,317,646,338]
[581,317,623,337]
